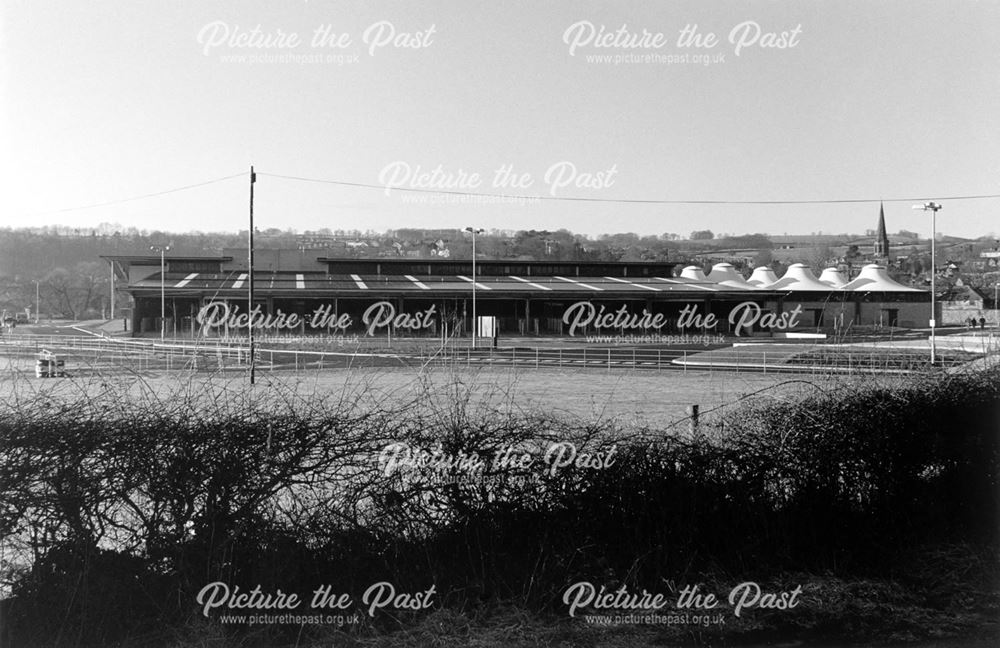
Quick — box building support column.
[396,297,404,338]
[131,296,143,337]
[775,296,785,336]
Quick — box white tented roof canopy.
[747,266,779,287]
[676,263,922,293]
[819,267,848,288]
[679,265,709,281]
[768,263,835,291]
[842,264,922,292]
[707,263,753,289]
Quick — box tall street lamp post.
[465,227,484,348]
[150,245,170,341]
[912,202,942,364]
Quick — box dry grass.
[0,357,882,428]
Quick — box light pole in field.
[912,202,942,364]
[150,244,170,341]
[465,227,484,348]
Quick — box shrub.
[0,367,997,645]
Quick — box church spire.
[874,202,890,261]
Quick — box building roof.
[100,255,233,265]
[747,266,779,286]
[940,284,988,302]
[842,264,921,292]
[769,263,839,291]
[110,254,928,298]
[707,263,753,289]
[679,266,709,281]
[819,267,848,288]
[126,270,764,298]
[124,267,928,300]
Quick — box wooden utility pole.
[249,166,256,384]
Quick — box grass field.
[0,358,889,430]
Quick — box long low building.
[103,254,931,340]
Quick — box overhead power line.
[29,173,245,216]
[19,169,1000,217]
[260,171,1000,206]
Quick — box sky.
[2,0,999,239]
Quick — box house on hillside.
[940,281,991,326]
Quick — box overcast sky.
[2,0,998,238]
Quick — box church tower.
[873,202,890,262]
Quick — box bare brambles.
[0,368,997,646]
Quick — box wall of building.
[855,301,928,329]
[942,306,998,326]
[128,292,936,339]
[781,298,929,330]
